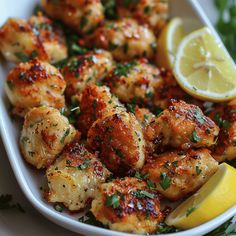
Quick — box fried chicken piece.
[62,50,114,98]
[86,18,156,61]
[145,100,219,152]
[5,59,66,117]
[41,0,104,34]
[0,18,47,62]
[20,107,77,169]
[210,100,236,161]
[28,14,67,63]
[77,84,125,136]
[117,0,168,35]
[91,177,163,234]
[87,112,145,175]
[141,149,218,201]
[46,142,110,211]
[105,58,163,105]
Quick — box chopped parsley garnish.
[95,135,102,142]
[106,194,120,208]
[101,0,117,20]
[77,159,90,170]
[123,0,140,7]
[194,110,206,124]
[53,203,64,212]
[7,80,14,90]
[144,5,151,13]
[145,91,154,98]
[214,113,230,129]
[160,172,171,190]
[114,148,124,158]
[230,109,236,113]
[0,194,25,213]
[15,51,38,62]
[92,100,97,110]
[71,43,88,54]
[78,211,105,227]
[80,16,88,29]
[134,171,149,180]
[232,140,236,146]
[147,180,156,190]
[186,206,196,217]
[123,43,129,53]
[172,161,178,167]
[60,128,70,144]
[15,52,29,62]
[196,166,202,176]
[127,103,136,114]
[156,223,180,234]
[190,130,200,143]
[131,190,154,199]
[108,42,119,50]
[114,61,137,77]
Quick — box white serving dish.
[0,0,236,235]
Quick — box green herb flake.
[196,166,202,176]
[172,161,178,167]
[15,52,29,62]
[186,206,196,217]
[160,172,171,190]
[190,130,200,143]
[127,103,136,114]
[157,223,180,234]
[71,43,88,54]
[77,158,91,170]
[80,16,88,29]
[53,203,63,212]
[147,180,156,190]
[144,5,151,13]
[7,80,14,91]
[106,194,120,209]
[60,128,70,144]
[114,148,124,158]
[131,190,154,199]
[194,110,206,124]
[114,61,137,77]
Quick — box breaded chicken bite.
[105,58,163,104]
[77,84,125,136]
[28,14,67,63]
[211,100,236,162]
[41,0,104,34]
[5,59,66,117]
[145,100,219,152]
[87,112,145,175]
[0,18,47,62]
[91,177,163,234]
[20,107,77,169]
[62,50,114,98]
[117,0,168,35]
[46,142,110,211]
[141,149,218,201]
[87,18,156,61]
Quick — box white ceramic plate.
[0,0,236,236]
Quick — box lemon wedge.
[174,27,236,102]
[156,17,184,69]
[165,163,236,229]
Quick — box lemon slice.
[156,17,184,69]
[165,163,236,229]
[174,27,236,102]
